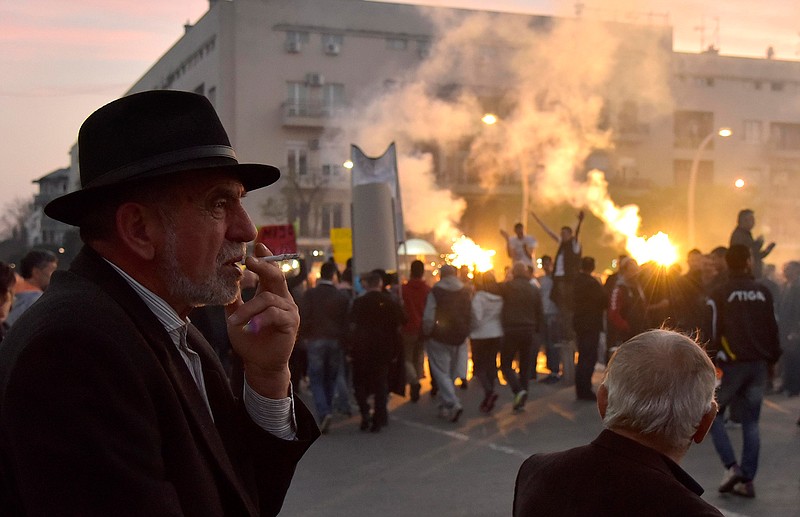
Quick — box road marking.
[391,416,529,458]
[718,509,750,517]
[763,398,790,414]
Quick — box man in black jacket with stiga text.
[705,244,781,499]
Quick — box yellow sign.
[330,228,353,265]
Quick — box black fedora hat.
[45,90,280,226]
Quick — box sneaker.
[513,390,528,411]
[319,414,333,434]
[450,405,463,423]
[485,392,498,412]
[732,481,755,498]
[719,464,744,493]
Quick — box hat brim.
[45,163,280,226]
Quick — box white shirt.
[509,235,537,267]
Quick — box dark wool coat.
[0,246,318,516]
[514,430,723,517]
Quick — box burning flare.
[584,171,679,267]
[447,235,496,275]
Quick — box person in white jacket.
[470,271,505,413]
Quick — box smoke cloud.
[335,5,675,259]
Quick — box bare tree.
[0,196,35,242]
[262,169,330,236]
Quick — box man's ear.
[597,384,609,419]
[692,402,719,444]
[114,202,161,261]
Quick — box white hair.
[601,329,716,449]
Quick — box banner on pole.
[350,142,405,244]
[330,227,353,265]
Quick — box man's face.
[784,263,800,283]
[560,227,572,241]
[687,252,703,272]
[514,224,524,238]
[154,174,256,310]
[741,213,755,231]
[32,260,57,290]
[541,258,553,274]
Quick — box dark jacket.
[608,280,647,342]
[0,246,319,516]
[423,277,472,346]
[572,272,608,333]
[514,430,723,517]
[299,281,350,340]
[706,271,781,363]
[500,277,543,333]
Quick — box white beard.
[158,223,245,307]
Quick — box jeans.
[575,330,599,397]
[542,313,562,375]
[500,328,534,394]
[710,360,767,481]
[305,338,342,420]
[471,337,501,395]
[426,338,464,409]
[402,333,425,385]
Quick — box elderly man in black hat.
[0,91,319,516]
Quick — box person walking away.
[0,262,17,344]
[499,262,543,412]
[470,271,504,413]
[349,271,404,432]
[5,249,58,327]
[778,261,800,396]
[401,260,430,402]
[536,255,562,384]
[705,244,781,498]
[572,257,608,401]
[298,261,350,433]
[607,258,647,357]
[514,330,722,517]
[422,265,472,422]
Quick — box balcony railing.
[281,102,346,127]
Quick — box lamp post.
[687,127,732,246]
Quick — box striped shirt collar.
[104,259,187,343]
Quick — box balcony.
[281,102,346,128]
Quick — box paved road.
[281,370,800,517]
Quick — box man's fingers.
[227,291,297,327]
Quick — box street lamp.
[687,127,732,246]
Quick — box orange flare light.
[447,235,496,275]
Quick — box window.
[387,38,407,50]
[770,122,800,150]
[285,31,309,53]
[286,81,309,116]
[322,34,343,55]
[321,83,345,114]
[743,120,763,144]
[674,110,714,149]
[287,145,309,177]
[321,164,340,177]
[320,203,343,236]
[771,81,784,92]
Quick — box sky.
[2,0,799,216]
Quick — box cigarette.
[254,253,300,262]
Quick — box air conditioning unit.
[306,73,325,86]
[325,42,341,56]
[285,39,301,53]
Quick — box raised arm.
[574,210,585,242]
[531,211,559,242]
